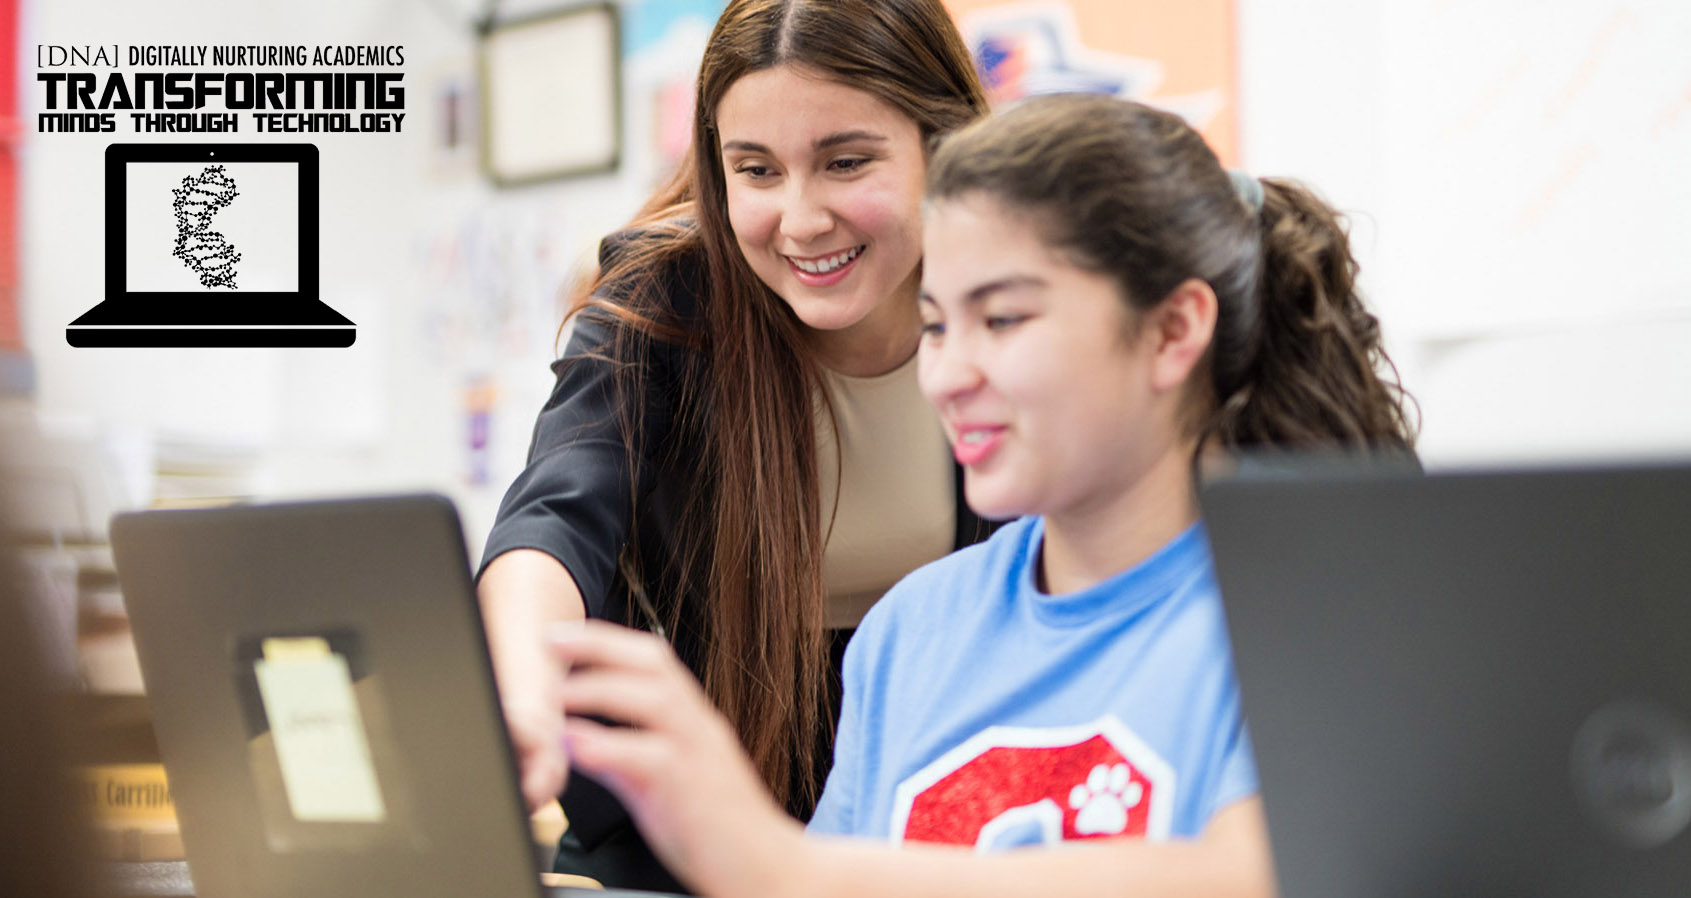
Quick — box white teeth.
[961,431,987,444]
[792,245,862,275]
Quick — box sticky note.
[261,636,331,661]
[252,650,387,823]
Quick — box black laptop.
[111,495,674,898]
[1202,462,1691,897]
[68,143,355,348]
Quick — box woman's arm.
[476,315,632,813]
[554,621,1276,898]
[479,549,585,811]
[479,238,688,811]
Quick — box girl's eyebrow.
[921,274,1047,305]
[721,131,888,155]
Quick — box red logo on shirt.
[891,717,1174,851]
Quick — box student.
[549,93,1416,897]
[476,0,991,887]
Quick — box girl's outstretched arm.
[554,621,1276,898]
[799,798,1273,898]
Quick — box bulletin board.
[1,0,19,352]
[480,2,623,186]
[943,0,1240,165]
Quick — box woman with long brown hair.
[476,0,991,888]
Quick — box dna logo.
[171,165,241,289]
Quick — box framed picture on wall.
[478,1,622,187]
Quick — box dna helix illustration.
[170,165,242,289]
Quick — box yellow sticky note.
[261,636,331,661]
[253,650,387,823]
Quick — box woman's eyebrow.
[721,131,888,155]
[815,130,887,150]
[721,140,771,154]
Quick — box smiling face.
[918,195,1185,522]
[715,64,928,372]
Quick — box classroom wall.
[16,0,1691,562]
[1240,0,1691,465]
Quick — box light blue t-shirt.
[809,516,1256,849]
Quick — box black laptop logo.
[66,143,355,348]
[171,164,242,288]
[1570,700,1691,849]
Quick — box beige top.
[816,353,956,630]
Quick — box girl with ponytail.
[915,91,1413,458]
[546,93,1414,898]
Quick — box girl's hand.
[552,620,808,897]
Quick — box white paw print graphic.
[1069,762,1142,836]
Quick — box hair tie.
[1228,169,1263,214]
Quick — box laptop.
[1201,462,1691,897]
[67,143,355,348]
[110,495,673,898]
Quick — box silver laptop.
[111,495,672,898]
[1202,462,1691,897]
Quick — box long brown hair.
[562,0,987,813]
[926,94,1416,454]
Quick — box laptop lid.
[1202,463,1691,897]
[111,495,542,898]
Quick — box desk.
[105,862,192,898]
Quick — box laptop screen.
[123,159,300,294]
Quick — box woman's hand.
[552,620,809,897]
[499,651,569,813]
[478,550,585,812]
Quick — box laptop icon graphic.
[67,143,355,348]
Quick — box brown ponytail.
[927,93,1416,456]
[1207,177,1416,453]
